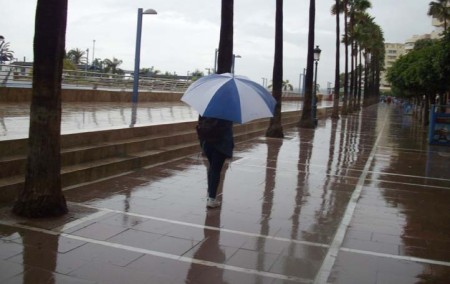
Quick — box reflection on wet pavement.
[1,103,449,283]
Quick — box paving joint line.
[313,111,388,284]
[340,247,450,267]
[0,220,312,284]
[65,203,450,268]
[69,202,329,248]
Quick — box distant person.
[196,116,234,208]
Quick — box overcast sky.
[1,0,435,90]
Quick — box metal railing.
[0,64,192,92]
[1,64,302,98]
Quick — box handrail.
[0,64,192,92]
[0,63,302,97]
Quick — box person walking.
[197,116,234,208]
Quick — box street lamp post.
[85,48,89,73]
[132,8,157,104]
[232,54,241,74]
[92,40,95,64]
[214,48,218,73]
[312,45,321,126]
[0,35,5,65]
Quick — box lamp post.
[85,48,89,73]
[214,48,218,73]
[232,54,241,74]
[92,40,95,63]
[312,45,321,126]
[0,35,5,65]
[132,8,157,104]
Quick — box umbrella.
[181,73,276,124]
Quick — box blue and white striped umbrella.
[181,73,276,124]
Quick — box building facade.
[380,43,405,90]
[380,4,448,90]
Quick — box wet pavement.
[1,103,450,283]
[0,101,307,141]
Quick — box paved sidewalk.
[0,100,310,141]
[1,103,450,283]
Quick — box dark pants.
[203,143,227,199]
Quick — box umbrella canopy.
[181,73,276,124]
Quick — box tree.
[0,40,14,63]
[267,79,293,91]
[386,36,449,125]
[347,0,372,112]
[428,0,450,32]
[266,0,284,138]
[351,10,374,110]
[90,58,103,72]
[331,0,343,119]
[216,0,233,74]
[66,48,85,65]
[103,57,123,74]
[189,69,204,81]
[441,31,450,105]
[298,0,317,128]
[13,0,68,217]
[342,0,350,115]
[360,23,384,106]
[282,80,293,91]
[63,58,76,70]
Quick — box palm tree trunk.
[357,47,363,109]
[341,0,349,115]
[13,0,68,217]
[266,0,284,138]
[351,42,358,111]
[331,0,340,119]
[217,0,234,74]
[348,41,355,113]
[363,52,369,107]
[351,44,357,111]
[299,0,316,128]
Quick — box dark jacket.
[199,117,234,158]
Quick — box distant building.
[404,34,432,53]
[380,8,447,90]
[380,43,405,90]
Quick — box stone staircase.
[0,110,304,203]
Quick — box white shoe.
[207,198,221,208]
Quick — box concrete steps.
[0,110,304,203]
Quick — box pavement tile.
[1,103,450,283]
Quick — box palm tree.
[66,48,85,65]
[347,0,372,112]
[299,0,317,128]
[0,40,14,63]
[13,0,68,217]
[428,0,450,32]
[266,0,284,138]
[331,0,344,119]
[91,58,103,72]
[341,0,350,115]
[282,79,293,91]
[363,23,384,106]
[216,0,233,74]
[354,12,375,108]
[103,57,123,74]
